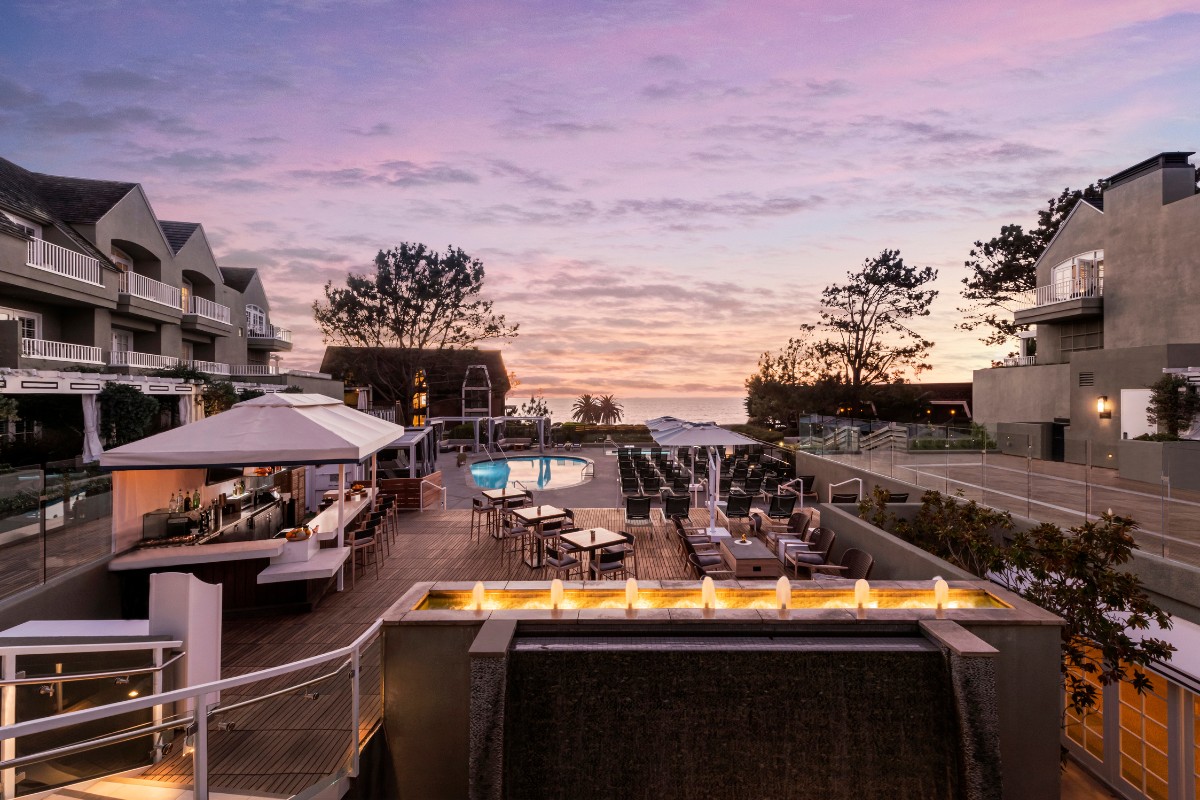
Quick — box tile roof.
[320,347,511,403]
[0,157,117,268]
[27,172,136,224]
[159,221,200,254]
[219,266,257,292]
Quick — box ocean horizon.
[537,395,748,425]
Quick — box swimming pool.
[469,456,592,491]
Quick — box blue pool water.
[469,456,592,491]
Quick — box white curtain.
[356,390,369,410]
[81,394,103,463]
[195,392,206,421]
[178,396,193,427]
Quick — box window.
[181,280,192,313]
[182,342,194,362]
[110,246,132,272]
[1049,250,1104,300]
[246,304,266,335]
[1061,321,1104,353]
[111,329,133,353]
[1,210,42,239]
[0,307,40,340]
[1065,651,1106,761]
[1119,672,1168,799]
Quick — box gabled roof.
[159,221,201,254]
[0,157,118,268]
[27,172,136,224]
[321,347,511,400]
[219,266,259,293]
[1031,196,1104,273]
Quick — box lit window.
[1049,250,1104,301]
[1119,671,1168,800]
[246,304,266,336]
[1065,650,1105,762]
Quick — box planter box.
[1118,439,1200,491]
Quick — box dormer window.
[1,211,42,240]
[246,304,266,336]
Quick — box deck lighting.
[550,579,564,611]
[934,579,949,619]
[701,576,717,610]
[472,581,485,612]
[855,579,870,619]
[1097,396,1111,419]
[127,690,139,698]
[775,576,791,610]
[625,578,638,610]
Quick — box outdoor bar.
[100,394,404,614]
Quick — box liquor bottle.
[168,492,177,513]
[193,488,201,509]
[183,492,191,512]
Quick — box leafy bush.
[1133,433,1181,442]
[99,384,160,446]
[727,423,783,443]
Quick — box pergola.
[647,417,760,533]
[382,427,438,478]
[429,415,552,453]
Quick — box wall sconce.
[1097,396,1111,419]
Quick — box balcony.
[1013,277,1103,325]
[109,351,179,370]
[1000,355,1037,367]
[118,272,182,312]
[182,295,232,336]
[247,324,293,352]
[25,239,104,286]
[21,337,103,364]
[187,359,230,376]
[230,364,278,377]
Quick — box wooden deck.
[139,507,700,796]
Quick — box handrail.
[419,479,447,512]
[0,651,185,687]
[827,477,863,503]
[208,659,350,717]
[0,619,381,742]
[0,715,194,773]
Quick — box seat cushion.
[789,552,825,565]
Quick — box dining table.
[559,527,627,571]
[511,504,568,568]
[482,488,529,538]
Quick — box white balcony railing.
[119,272,182,310]
[1001,355,1037,367]
[230,364,279,376]
[185,296,232,325]
[1014,276,1103,310]
[26,239,103,286]
[248,324,292,342]
[109,351,179,370]
[20,338,103,364]
[188,359,230,375]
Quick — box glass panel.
[1118,670,1168,798]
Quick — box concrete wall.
[973,363,1069,426]
[995,422,1054,460]
[815,503,976,580]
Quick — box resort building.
[973,151,1200,466]
[0,155,336,394]
[321,346,509,424]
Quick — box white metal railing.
[1001,355,1037,367]
[248,324,291,342]
[861,424,908,452]
[25,239,103,286]
[187,360,230,375]
[1015,275,1103,309]
[119,272,182,310]
[828,477,863,503]
[110,351,179,369]
[286,369,332,379]
[185,296,231,325]
[0,620,382,800]
[229,364,278,376]
[20,338,103,364]
[367,408,396,422]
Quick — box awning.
[647,420,761,532]
[100,393,405,469]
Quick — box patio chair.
[589,549,628,581]
[641,474,663,494]
[741,475,764,496]
[759,509,813,553]
[723,493,753,531]
[687,551,732,580]
[662,493,691,520]
[763,493,798,523]
[544,540,583,580]
[621,475,641,496]
[673,515,711,555]
[498,509,530,568]
[783,528,837,578]
[885,492,909,503]
[811,548,875,581]
[602,531,637,578]
[625,495,653,529]
[830,492,860,504]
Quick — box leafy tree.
[860,490,1174,717]
[818,249,937,398]
[1146,374,1200,438]
[313,243,518,420]
[517,391,551,417]
[597,394,624,424]
[99,384,160,446]
[571,394,600,424]
[202,381,240,417]
[958,185,1101,351]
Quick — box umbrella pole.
[709,448,720,533]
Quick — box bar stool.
[471,497,497,543]
[347,520,381,587]
[367,510,391,557]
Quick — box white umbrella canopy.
[101,393,405,469]
[648,421,761,531]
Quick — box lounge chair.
[830,492,860,504]
[783,527,837,578]
[885,492,909,503]
[763,492,798,523]
[687,551,732,580]
[662,493,691,520]
[811,548,875,580]
[723,493,753,532]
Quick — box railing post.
[193,692,209,800]
[349,647,361,777]
[3,655,15,800]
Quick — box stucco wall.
[972,363,1069,425]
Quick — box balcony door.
[0,307,40,340]
[181,280,192,313]
[246,304,266,336]
[111,329,133,354]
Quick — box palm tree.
[571,393,600,423]
[597,394,624,425]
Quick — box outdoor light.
[1097,396,1111,419]
[776,576,791,611]
[549,579,564,611]
[854,579,870,619]
[934,578,949,619]
[128,690,139,698]
[625,578,638,610]
[472,581,485,612]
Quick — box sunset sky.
[2,1,1198,397]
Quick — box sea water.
[539,396,746,425]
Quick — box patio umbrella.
[648,420,759,532]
